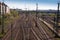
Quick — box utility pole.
[35,3,38,27]
[1,0,4,34]
[54,3,60,38]
[36,3,38,17]
[56,3,60,32]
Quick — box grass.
[0,32,6,38]
[0,10,19,38]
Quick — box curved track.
[1,13,57,40]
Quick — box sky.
[0,0,60,10]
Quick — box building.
[0,2,10,14]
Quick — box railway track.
[1,14,24,40]
[42,16,54,25]
[32,15,55,40]
[1,13,59,40]
[38,18,54,40]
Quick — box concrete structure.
[0,2,10,14]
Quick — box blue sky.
[0,0,60,10]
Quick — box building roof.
[0,2,7,7]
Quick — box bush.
[10,10,18,17]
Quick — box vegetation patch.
[0,10,19,37]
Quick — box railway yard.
[0,12,60,40]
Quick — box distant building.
[0,2,10,14]
[10,9,22,11]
